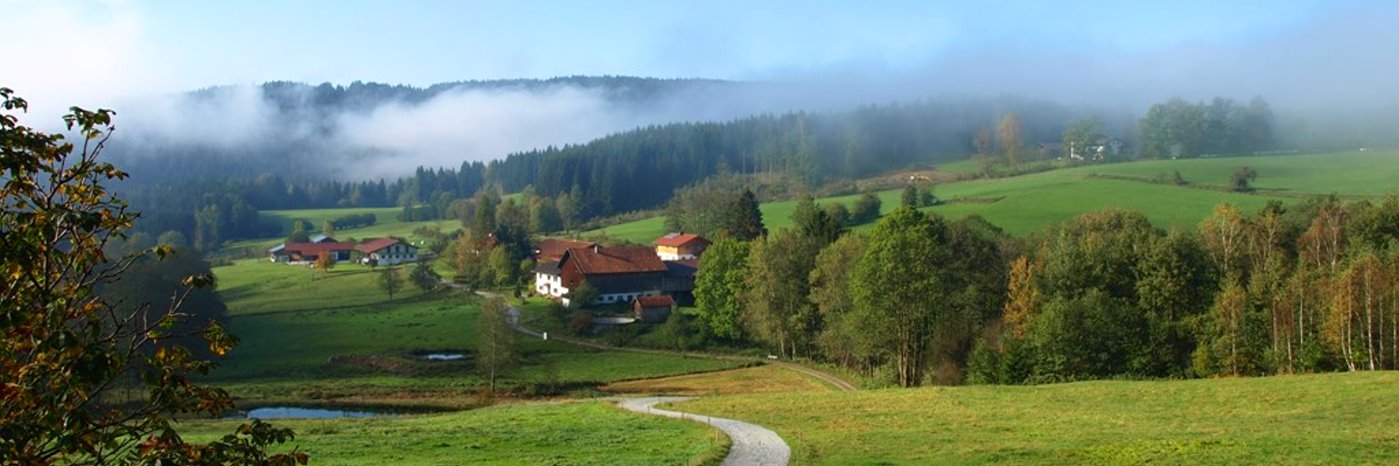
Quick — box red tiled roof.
[355,237,408,254]
[654,232,709,247]
[563,246,668,275]
[635,295,675,308]
[280,241,355,257]
[536,238,596,261]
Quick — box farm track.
[617,396,790,466]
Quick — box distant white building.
[355,237,418,266]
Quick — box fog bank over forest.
[80,4,1399,181]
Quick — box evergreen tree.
[901,185,918,208]
[723,188,766,240]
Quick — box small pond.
[420,353,466,361]
[238,406,394,420]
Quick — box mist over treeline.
[81,70,1385,250]
[113,86,1121,246]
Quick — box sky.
[3,1,1377,110]
[3,0,1397,173]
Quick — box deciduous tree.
[379,267,403,301]
[0,88,302,464]
[693,239,751,339]
[851,207,950,386]
[477,297,517,394]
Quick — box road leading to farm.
[618,396,791,466]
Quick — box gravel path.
[617,396,790,466]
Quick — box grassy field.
[183,401,728,466]
[210,259,744,406]
[677,371,1399,465]
[585,150,1398,241]
[605,365,831,396]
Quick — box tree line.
[118,95,1271,252]
[688,194,1399,386]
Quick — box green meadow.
[677,371,1399,465]
[587,150,1398,241]
[182,401,728,466]
[210,259,745,406]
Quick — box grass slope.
[605,365,832,396]
[678,371,1399,465]
[587,150,1398,241]
[211,259,743,405]
[183,401,728,466]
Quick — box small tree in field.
[0,88,302,464]
[409,257,440,293]
[379,267,403,301]
[314,252,336,277]
[1231,166,1257,192]
[476,297,517,395]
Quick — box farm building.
[534,233,710,308]
[355,237,418,266]
[653,232,710,260]
[633,295,675,323]
[269,239,355,264]
[554,245,669,307]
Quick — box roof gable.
[536,238,597,261]
[355,237,412,254]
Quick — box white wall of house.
[534,272,568,298]
[366,244,418,266]
[594,290,659,306]
[656,251,696,261]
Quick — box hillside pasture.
[182,401,728,466]
[210,259,744,405]
[677,371,1399,465]
[585,150,1395,240]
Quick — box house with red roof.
[558,245,669,307]
[269,238,355,264]
[534,238,597,263]
[654,232,711,261]
[534,233,710,309]
[354,237,418,266]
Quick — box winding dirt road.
[617,396,790,466]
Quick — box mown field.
[605,364,831,396]
[210,259,745,406]
[182,401,728,466]
[587,150,1398,241]
[677,371,1399,465]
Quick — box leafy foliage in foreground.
[0,88,299,464]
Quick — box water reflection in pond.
[421,353,465,361]
[242,407,391,419]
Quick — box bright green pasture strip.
[679,371,1399,466]
[182,401,727,466]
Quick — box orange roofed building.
[653,232,711,261]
